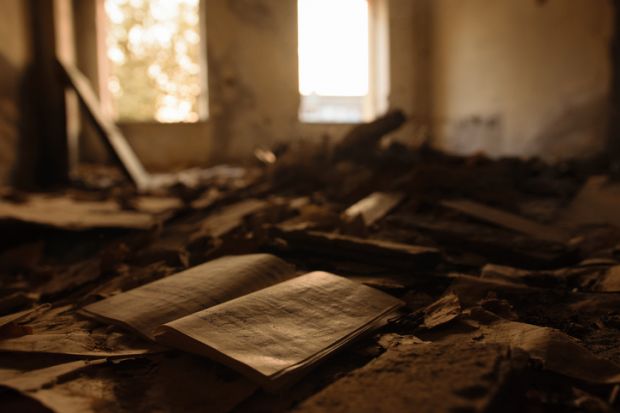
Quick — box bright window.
[297,0,371,123]
[103,0,206,123]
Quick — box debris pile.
[1,112,620,412]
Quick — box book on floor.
[82,253,404,390]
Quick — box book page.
[155,272,403,387]
[82,254,296,339]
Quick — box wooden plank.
[441,199,569,244]
[274,227,441,270]
[54,0,80,175]
[560,175,620,229]
[333,110,406,159]
[343,192,405,227]
[0,194,177,231]
[29,0,69,186]
[57,61,151,192]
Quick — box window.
[298,0,386,123]
[102,0,207,123]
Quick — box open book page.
[82,254,296,339]
[155,271,404,388]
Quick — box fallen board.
[273,227,441,270]
[0,194,179,230]
[58,61,151,192]
[343,192,405,227]
[441,199,569,243]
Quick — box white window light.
[298,0,388,123]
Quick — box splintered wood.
[0,194,180,230]
[274,228,441,270]
[342,192,405,228]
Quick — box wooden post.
[29,0,72,187]
[609,0,620,172]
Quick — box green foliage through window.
[104,0,203,122]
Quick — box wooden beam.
[441,199,569,244]
[54,0,80,176]
[29,0,70,186]
[58,61,151,192]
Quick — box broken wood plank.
[190,199,269,242]
[421,292,462,329]
[441,199,569,243]
[333,110,406,160]
[0,194,166,230]
[342,191,405,229]
[273,228,441,270]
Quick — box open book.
[82,254,403,390]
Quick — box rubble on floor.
[1,114,620,412]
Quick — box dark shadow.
[0,53,37,189]
[12,60,43,189]
[608,0,620,170]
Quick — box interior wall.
[0,1,31,185]
[430,0,614,161]
[205,0,300,163]
[77,0,617,169]
[78,0,401,170]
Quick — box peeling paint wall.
[431,0,614,161]
[0,0,31,185]
[205,0,300,163]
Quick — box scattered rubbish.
[1,114,620,411]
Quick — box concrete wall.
[430,0,614,161]
[0,1,31,185]
[121,0,359,169]
[36,0,620,173]
[120,0,615,167]
[79,0,398,170]
[205,0,301,163]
